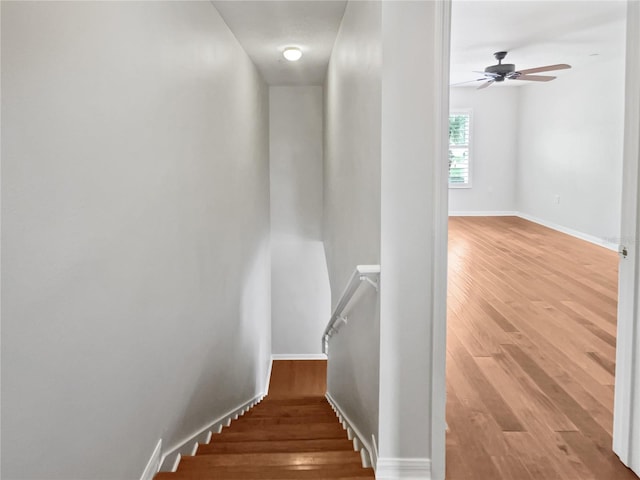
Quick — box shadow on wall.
[271,234,331,354]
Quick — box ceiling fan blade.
[450,78,485,86]
[514,74,557,82]
[474,70,500,78]
[478,80,494,90]
[516,63,571,75]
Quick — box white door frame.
[430,1,451,479]
[433,1,640,478]
[613,0,640,472]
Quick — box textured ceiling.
[212,0,347,85]
[450,0,627,87]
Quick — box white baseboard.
[166,453,181,473]
[448,210,618,252]
[517,212,618,251]
[375,458,432,479]
[325,392,377,471]
[448,210,517,216]
[264,355,273,396]
[271,353,328,360]
[158,393,264,472]
[370,434,379,472]
[139,439,162,480]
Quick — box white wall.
[269,86,330,355]
[1,3,270,479]
[516,49,625,243]
[449,31,625,247]
[323,0,382,460]
[449,87,519,214]
[378,2,448,475]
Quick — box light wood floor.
[446,216,638,480]
[268,360,327,399]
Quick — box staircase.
[155,361,374,480]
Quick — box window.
[449,111,471,187]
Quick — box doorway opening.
[445,1,637,479]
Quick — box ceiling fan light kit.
[454,51,571,89]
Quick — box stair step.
[179,451,362,469]
[238,412,336,422]
[242,405,335,418]
[257,397,328,406]
[155,464,374,479]
[229,414,337,429]
[214,423,346,442]
[197,438,355,454]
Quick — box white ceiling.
[211,1,626,89]
[212,0,347,85]
[450,0,627,87]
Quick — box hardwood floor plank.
[490,454,536,480]
[448,330,524,432]
[501,343,613,450]
[560,299,618,337]
[491,301,616,413]
[586,351,616,377]
[477,298,519,333]
[502,432,565,480]
[447,353,513,456]
[560,431,639,480]
[554,301,617,347]
[507,332,615,434]
[447,310,494,358]
[445,388,506,479]
[475,353,578,432]
[447,217,636,480]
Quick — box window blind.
[449,113,471,187]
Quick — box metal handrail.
[322,265,380,353]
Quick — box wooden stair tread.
[179,451,362,468]
[242,406,334,417]
[218,422,344,433]
[197,438,355,454]
[213,427,346,442]
[155,464,375,479]
[257,397,328,405]
[230,414,337,427]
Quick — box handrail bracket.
[322,265,381,354]
[360,275,379,291]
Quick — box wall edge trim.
[448,210,518,216]
[264,355,274,396]
[517,212,618,251]
[158,393,264,472]
[139,438,162,480]
[325,392,376,471]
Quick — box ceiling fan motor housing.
[485,63,516,80]
[484,51,516,81]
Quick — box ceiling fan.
[454,51,572,89]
